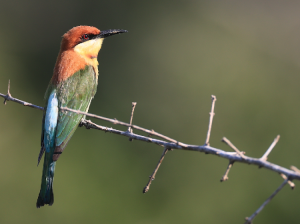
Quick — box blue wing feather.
[44,90,58,152]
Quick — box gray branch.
[1,80,300,223]
[78,119,300,180]
[1,80,43,110]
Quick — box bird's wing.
[54,65,97,161]
[37,84,56,166]
[37,65,97,164]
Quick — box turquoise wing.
[38,84,57,165]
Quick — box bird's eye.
[83,34,89,40]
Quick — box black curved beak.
[98,29,128,38]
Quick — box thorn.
[222,137,246,159]
[8,79,10,95]
[205,95,217,146]
[260,135,280,161]
[280,174,295,189]
[220,161,234,182]
[4,80,11,105]
[143,186,149,194]
[128,102,137,141]
[291,166,300,174]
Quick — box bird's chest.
[58,65,97,105]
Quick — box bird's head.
[52,26,127,84]
[60,26,127,59]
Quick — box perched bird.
[36,26,127,208]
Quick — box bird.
[36,25,127,208]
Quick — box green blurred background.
[0,0,299,223]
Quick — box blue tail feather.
[36,161,56,208]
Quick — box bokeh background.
[0,0,299,223]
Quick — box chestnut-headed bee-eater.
[36,26,127,208]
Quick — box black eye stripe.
[89,34,97,39]
[81,34,97,42]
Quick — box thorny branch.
[1,81,300,223]
[0,80,43,110]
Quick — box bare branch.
[1,88,300,181]
[205,95,216,146]
[245,179,288,224]
[221,137,246,159]
[261,135,280,161]
[220,161,234,182]
[1,83,300,223]
[1,89,299,181]
[143,147,170,193]
[1,81,44,110]
[61,106,183,145]
[78,119,300,181]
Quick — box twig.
[291,166,300,174]
[221,137,246,159]
[143,147,170,193]
[261,135,280,161]
[61,107,184,145]
[78,119,300,181]
[205,95,216,146]
[3,80,11,105]
[260,136,294,189]
[244,179,288,224]
[128,102,137,141]
[1,80,44,110]
[220,161,234,182]
[280,173,295,189]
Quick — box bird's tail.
[36,158,56,208]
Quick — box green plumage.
[37,65,97,208]
[56,65,97,147]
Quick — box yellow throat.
[74,38,104,74]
